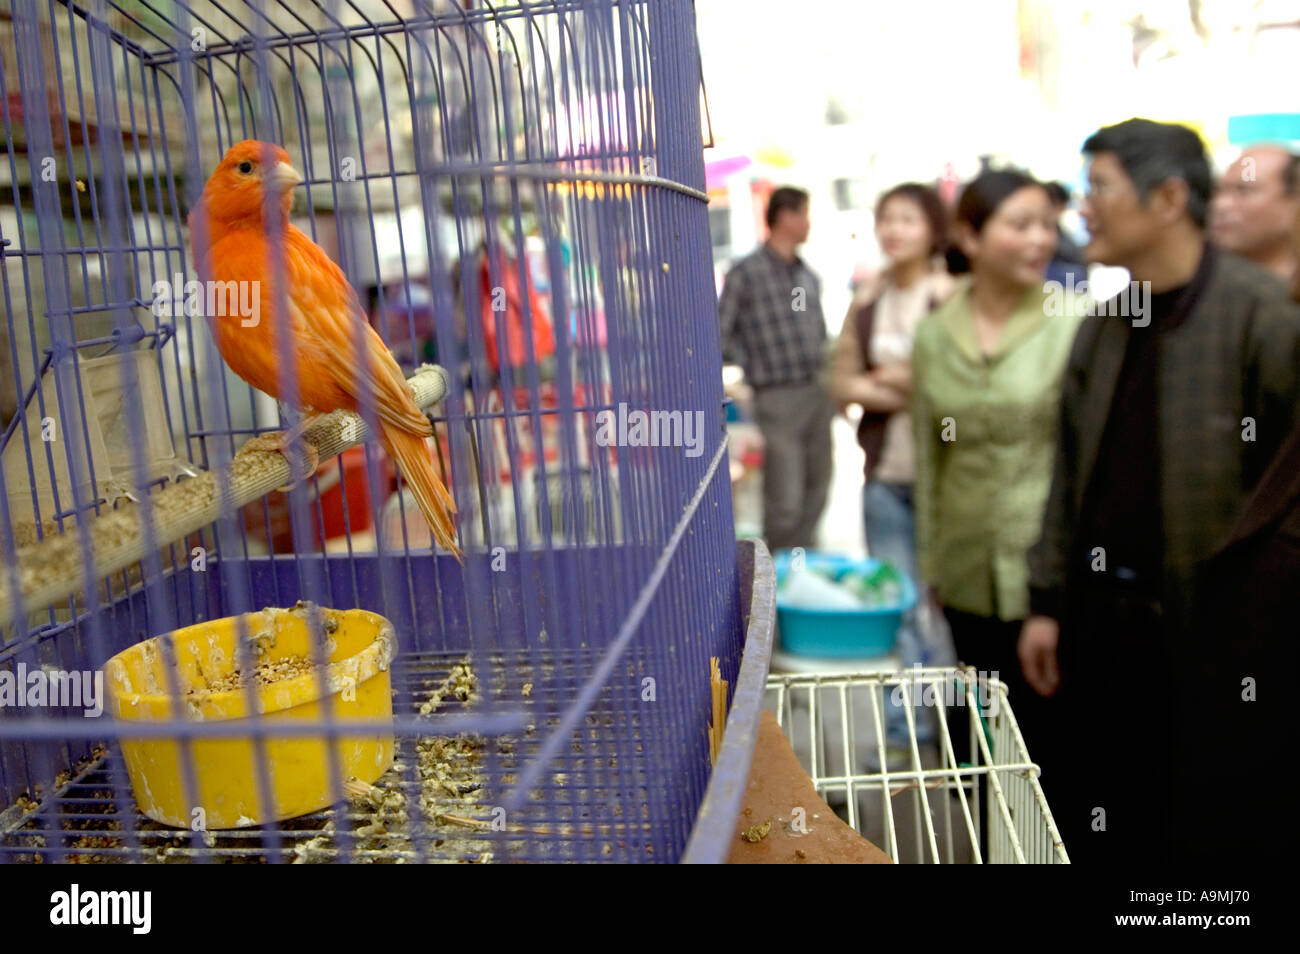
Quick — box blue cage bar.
[0,0,770,864]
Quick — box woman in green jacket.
[912,170,1086,767]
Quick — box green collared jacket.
[912,278,1087,620]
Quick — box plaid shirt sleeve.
[717,261,748,369]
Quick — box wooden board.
[727,710,893,864]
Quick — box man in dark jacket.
[1020,119,1300,864]
[1189,426,1298,862]
[1186,210,1300,864]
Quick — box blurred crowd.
[717,118,1300,865]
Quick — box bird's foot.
[98,479,139,506]
[240,431,320,492]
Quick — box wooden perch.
[0,365,449,624]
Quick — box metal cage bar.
[0,0,741,864]
[766,668,1071,865]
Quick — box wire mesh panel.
[765,669,1070,864]
[0,0,742,863]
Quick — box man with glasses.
[1020,118,1300,863]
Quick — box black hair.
[1082,118,1212,228]
[1285,151,1300,195]
[875,182,948,255]
[765,186,809,231]
[1044,181,1071,206]
[944,169,1045,274]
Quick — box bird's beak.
[267,161,302,193]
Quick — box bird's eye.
[237,161,253,174]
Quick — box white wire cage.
[765,667,1070,864]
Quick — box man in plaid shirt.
[717,187,831,551]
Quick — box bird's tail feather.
[379,422,462,561]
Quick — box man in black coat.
[1188,422,1298,863]
[1021,119,1300,864]
[1185,212,1300,863]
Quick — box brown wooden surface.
[727,710,893,864]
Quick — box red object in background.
[241,446,385,552]
[317,446,380,541]
[486,380,615,488]
[478,249,555,374]
[939,162,960,206]
[750,179,774,240]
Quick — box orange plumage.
[189,140,460,558]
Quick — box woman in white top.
[830,182,955,745]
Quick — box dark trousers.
[943,608,1060,858]
[942,608,1055,766]
[1050,583,1175,865]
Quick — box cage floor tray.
[1,648,667,863]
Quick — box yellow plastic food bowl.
[104,604,396,829]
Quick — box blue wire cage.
[0,0,772,863]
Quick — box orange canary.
[189,140,460,558]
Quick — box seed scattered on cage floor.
[329,658,494,862]
[418,662,477,714]
[2,656,655,862]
